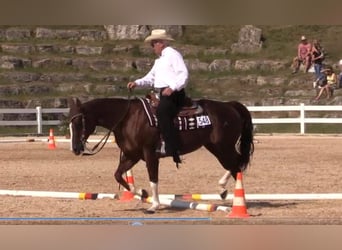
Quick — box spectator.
[292,35,312,74]
[314,66,337,101]
[311,39,325,88]
[338,59,342,88]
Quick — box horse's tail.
[230,101,254,172]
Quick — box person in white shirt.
[127,29,189,165]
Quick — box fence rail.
[249,103,342,134]
[0,107,69,134]
[1,103,342,135]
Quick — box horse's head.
[68,97,96,155]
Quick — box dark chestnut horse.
[68,96,254,213]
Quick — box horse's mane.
[83,97,128,105]
[81,97,136,110]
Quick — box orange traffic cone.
[119,170,135,201]
[227,172,250,218]
[48,128,56,150]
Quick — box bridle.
[70,112,113,156]
[70,113,85,141]
[69,91,132,156]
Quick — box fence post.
[300,103,305,134]
[36,106,42,135]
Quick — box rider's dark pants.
[156,88,185,162]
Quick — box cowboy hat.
[301,35,307,41]
[144,29,175,42]
[339,59,342,65]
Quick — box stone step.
[0,54,295,74]
[0,82,120,98]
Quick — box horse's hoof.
[220,190,228,200]
[140,189,149,199]
[144,209,155,214]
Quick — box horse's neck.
[88,98,130,129]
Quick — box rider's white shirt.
[134,46,188,91]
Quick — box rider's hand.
[127,82,137,90]
[162,87,174,96]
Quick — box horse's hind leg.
[218,170,232,198]
[204,143,240,197]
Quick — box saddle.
[140,91,211,131]
[145,91,203,116]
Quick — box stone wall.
[0,25,340,112]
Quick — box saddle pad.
[139,98,212,131]
[176,115,212,130]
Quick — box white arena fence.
[0,106,69,134]
[1,103,342,135]
[249,103,342,134]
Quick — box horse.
[68,95,254,213]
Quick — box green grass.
[181,25,241,47]
[254,123,342,134]
[182,25,342,62]
[306,124,342,134]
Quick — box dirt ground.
[0,135,342,225]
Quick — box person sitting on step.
[314,65,337,101]
[292,35,312,74]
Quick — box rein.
[71,91,132,156]
[82,128,112,156]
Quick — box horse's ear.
[75,98,82,108]
[67,97,82,109]
[67,97,75,108]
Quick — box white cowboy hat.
[301,35,307,41]
[339,59,342,65]
[144,29,175,42]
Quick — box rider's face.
[151,40,165,56]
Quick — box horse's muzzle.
[72,142,84,156]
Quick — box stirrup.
[155,141,166,155]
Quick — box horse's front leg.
[144,149,160,214]
[114,154,139,192]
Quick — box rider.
[127,29,189,165]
